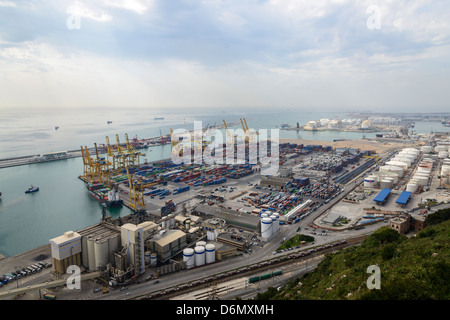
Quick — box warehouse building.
[147,229,187,262]
[259,176,291,191]
[195,204,261,232]
[321,213,342,225]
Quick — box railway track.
[137,235,369,300]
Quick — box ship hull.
[88,189,123,207]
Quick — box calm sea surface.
[0,107,448,257]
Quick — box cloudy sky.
[0,0,449,111]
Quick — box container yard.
[3,128,450,301]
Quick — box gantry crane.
[80,145,93,182]
[94,142,113,185]
[240,118,259,143]
[124,133,145,167]
[125,166,145,212]
[105,136,118,171]
[115,134,128,168]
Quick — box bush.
[381,243,397,260]
[425,208,450,226]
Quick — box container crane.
[125,166,145,212]
[241,118,259,143]
[105,136,118,171]
[125,133,145,167]
[223,120,237,146]
[80,146,92,182]
[94,143,112,185]
[115,134,128,168]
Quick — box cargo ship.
[86,183,123,207]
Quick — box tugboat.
[25,185,39,194]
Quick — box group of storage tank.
[260,212,280,240]
[441,158,450,185]
[183,241,216,269]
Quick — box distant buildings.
[389,213,427,234]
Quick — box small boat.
[25,186,39,194]
[107,121,113,124]
[154,117,164,120]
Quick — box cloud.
[0,0,450,111]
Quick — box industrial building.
[373,188,392,205]
[147,229,187,262]
[77,223,121,272]
[194,204,261,232]
[259,176,291,191]
[321,213,342,225]
[119,221,159,274]
[49,231,82,275]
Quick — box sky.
[0,0,449,112]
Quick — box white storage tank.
[261,217,272,240]
[421,146,432,153]
[414,175,428,186]
[380,179,392,189]
[364,177,376,188]
[379,165,404,177]
[273,212,280,233]
[386,161,408,170]
[438,151,449,159]
[145,251,151,265]
[406,181,418,193]
[205,244,216,264]
[270,214,278,235]
[194,246,206,267]
[196,241,207,247]
[417,167,432,174]
[392,157,412,166]
[183,248,195,269]
[151,253,157,266]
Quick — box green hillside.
[255,209,450,300]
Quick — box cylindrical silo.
[81,236,89,269]
[194,246,205,267]
[183,248,195,269]
[380,179,392,189]
[364,177,376,188]
[150,253,157,267]
[145,251,151,265]
[108,235,119,265]
[414,175,428,186]
[261,217,272,239]
[196,240,206,247]
[386,161,408,170]
[205,244,216,264]
[94,238,109,270]
[87,236,96,271]
[421,146,432,153]
[273,212,280,233]
[270,214,278,235]
[438,151,449,159]
[406,181,418,193]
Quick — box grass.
[277,234,315,250]
[256,209,450,300]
